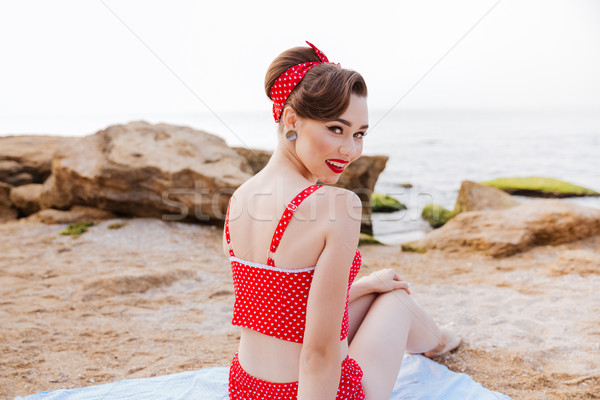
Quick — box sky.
[1,0,599,126]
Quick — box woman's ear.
[281,107,298,132]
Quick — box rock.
[8,172,35,186]
[9,183,43,215]
[454,180,520,213]
[400,243,426,253]
[358,232,383,245]
[480,177,599,198]
[38,121,254,222]
[0,135,75,186]
[421,203,455,228]
[550,249,600,276]
[232,147,272,174]
[232,147,388,235]
[371,193,406,212]
[27,205,117,225]
[0,182,18,222]
[403,200,600,257]
[0,160,24,184]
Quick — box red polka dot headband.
[270,41,340,123]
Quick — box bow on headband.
[271,41,339,123]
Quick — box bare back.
[223,173,351,382]
[224,175,328,269]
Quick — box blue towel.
[15,354,510,400]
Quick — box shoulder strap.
[267,184,323,267]
[225,197,235,257]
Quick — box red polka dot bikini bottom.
[228,351,366,399]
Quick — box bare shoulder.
[307,186,362,247]
[227,179,255,211]
[313,186,362,222]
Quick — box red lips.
[325,159,349,174]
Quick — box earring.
[285,130,297,141]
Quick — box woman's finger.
[394,280,411,294]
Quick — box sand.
[1,217,599,399]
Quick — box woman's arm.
[348,277,375,303]
[297,188,362,400]
[349,269,412,303]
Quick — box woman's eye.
[354,131,367,138]
[327,126,343,134]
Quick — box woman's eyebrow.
[335,118,369,130]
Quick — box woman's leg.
[347,293,377,344]
[348,289,453,400]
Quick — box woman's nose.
[339,136,356,156]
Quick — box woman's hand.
[359,268,411,295]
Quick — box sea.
[2,108,599,244]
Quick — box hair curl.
[264,45,367,130]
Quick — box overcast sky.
[1,0,599,122]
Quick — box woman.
[224,41,460,400]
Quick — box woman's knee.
[371,288,421,324]
[374,288,411,307]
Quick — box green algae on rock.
[61,221,93,238]
[480,177,599,198]
[358,232,384,245]
[371,193,406,212]
[401,242,427,253]
[422,203,455,228]
[107,222,126,229]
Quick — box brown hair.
[265,45,367,130]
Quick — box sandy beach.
[1,216,598,400]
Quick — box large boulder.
[232,147,387,235]
[9,183,43,215]
[454,180,520,213]
[0,182,18,222]
[402,200,600,257]
[38,121,254,222]
[0,135,75,186]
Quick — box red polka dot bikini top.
[225,184,362,343]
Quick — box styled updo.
[265,45,367,131]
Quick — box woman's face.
[293,94,369,184]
